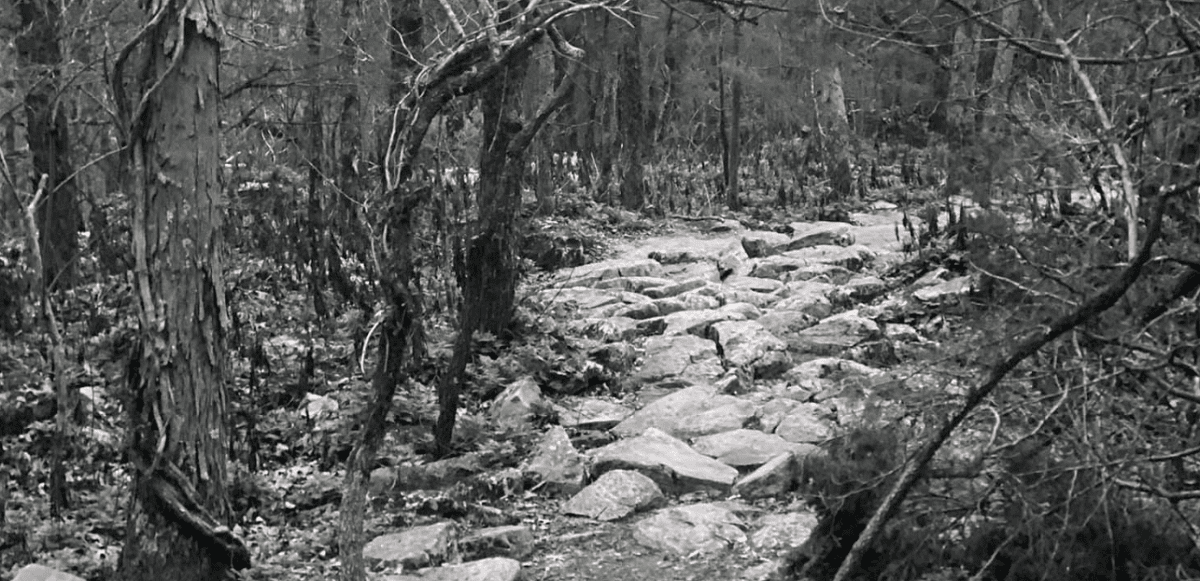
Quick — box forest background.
[1,0,1199,580]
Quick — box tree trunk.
[619,8,646,211]
[946,15,979,136]
[119,1,249,579]
[338,0,424,576]
[725,18,743,212]
[990,0,1020,89]
[305,0,329,320]
[16,0,81,290]
[814,65,851,200]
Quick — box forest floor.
[0,195,979,581]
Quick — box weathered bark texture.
[725,19,743,211]
[119,1,248,580]
[946,14,979,134]
[16,0,81,290]
[814,65,851,199]
[619,9,646,211]
[337,0,424,577]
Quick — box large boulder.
[555,257,664,287]
[691,429,819,467]
[561,469,666,521]
[633,503,747,555]
[710,320,792,378]
[629,334,724,387]
[591,428,739,494]
[791,311,881,355]
[613,384,750,439]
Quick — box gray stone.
[716,288,782,308]
[461,526,535,560]
[792,311,881,355]
[593,275,676,293]
[365,522,458,569]
[710,320,792,377]
[647,237,744,265]
[556,257,665,287]
[725,276,785,294]
[719,302,762,320]
[629,334,724,387]
[676,290,722,311]
[774,404,833,443]
[732,452,799,500]
[912,267,950,288]
[523,425,587,494]
[611,301,661,320]
[758,311,821,349]
[717,242,753,278]
[643,277,709,299]
[534,287,623,312]
[303,392,339,418]
[613,384,744,438]
[782,264,854,284]
[662,261,722,281]
[741,231,791,257]
[858,296,913,322]
[757,398,800,433]
[661,309,745,337]
[633,503,747,555]
[913,275,973,303]
[567,317,641,342]
[773,290,833,320]
[831,275,888,304]
[884,323,921,342]
[785,222,854,250]
[561,469,666,521]
[785,357,884,385]
[490,377,544,429]
[749,512,820,554]
[780,244,875,272]
[12,565,85,581]
[553,397,633,431]
[692,429,816,467]
[675,398,760,439]
[380,557,521,581]
[591,427,739,494]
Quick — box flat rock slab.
[786,222,854,250]
[691,428,819,467]
[913,275,973,303]
[567,317,641,342]
[831,275,888,304]
[660,309,746,337]
[644,236,746,265]
[12,565,85,581]
[780,244,875,272]
[552,397,633,430]
[591,427,739,495]
[710,320,792,378]
[533,287,623,312]
[792,311,881,355]
[629,334,724,387]
[643,277,709,299]
[725,276,785,294]
[365,522,458,569]
[613,384,744,439]
[749,512,820,554]
[784,357,884,389]
[774,403,833,443]
[556,257,664,287]
[490,377,544,429]
[633,503,747,555]
[742,231,791,257]
[675,398,760,439]
[758,311,821,349]
[460,525,535,560]
[522,425,587,494]
[381,557,521,581]
[593,275,675,293]
[560,469,666,521]
[731,452,799,500]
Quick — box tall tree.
[724,17,743,211]
[115,0,250,578]
[619,7,646,211]
[16,0,81,289]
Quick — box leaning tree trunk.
[16,0,81,290]
[814,65,851,201]
[118,1,249,579]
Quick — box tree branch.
[830,191,1170,581]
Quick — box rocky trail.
[329,209,975,581]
